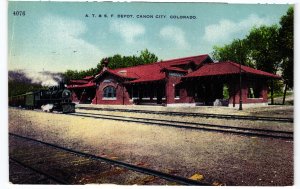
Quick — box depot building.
[67,54,280,107]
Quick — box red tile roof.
[156,54,211,67]
[96,68,138,79]
[69,79,89,84]
[108,65,164,83]
[67,82,96,89]
[103,54,211,84]
[83,76,94,80]
[69,76,94,85]
[127,73,165,84]
[162,67,188,73]
[68,55,280,89]
[184,61,281,79]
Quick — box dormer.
[118,70,127,76]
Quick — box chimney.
[102,58,109,71]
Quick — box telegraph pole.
[239,40,243,111]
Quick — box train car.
[24,92,38,109]
[9,83,75,113]
[9,94,26,108]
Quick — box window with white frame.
[103,86,116,98]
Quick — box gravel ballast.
[9,108,293,186]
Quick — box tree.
[278,7,294,104]
[213,24,285,104]
[139,49,158,65]
[246,25,281,74]
[64,49,159,82]
[63,70,81,84]
[8,80,46,96]
[98,49,158,69]
[213,39,253,67]
[246,25,282,104]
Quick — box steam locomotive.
[9,83,75,113]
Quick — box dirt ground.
[8,108,293,186]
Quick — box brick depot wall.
[229,78,268,105]
[176,85,195,103]
[71,90,79,103]
[90,73,269,106]
[92,76,132,105]
[244,82,268,103]
[165,73,193,104]
[165,75,180,104]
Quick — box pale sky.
[8,1,290,72]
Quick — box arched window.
[103,86,116,98]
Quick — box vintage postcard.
[7,0,294,186]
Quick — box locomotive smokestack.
[59,82,65,89]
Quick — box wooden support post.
[271,80,274,105]
[282,83,288,105]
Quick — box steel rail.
[69,112,293,140]
[75,111,293,135]
[9,133,210,186]
[9,157,68,184]
[77,107,293,123]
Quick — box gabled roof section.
[113,64,165,84]
[158,54,212,67]
[95,68,138,80]
[127,73,165,84]
[184,61,281,79]
[106,54,211,84]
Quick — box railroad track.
[70,112,293,140]
[9,133,210,185]
[9,157,67,184]
[76,107,293,123]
